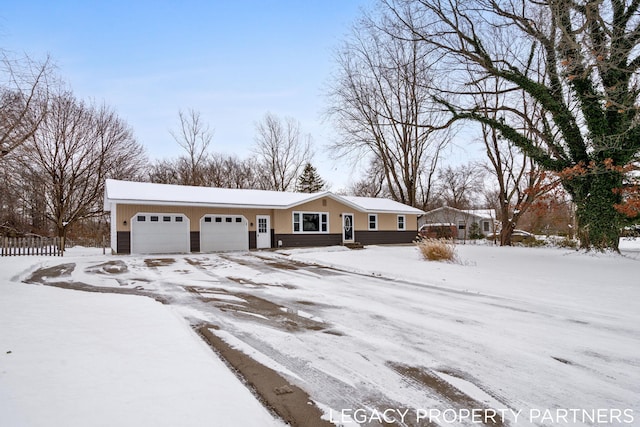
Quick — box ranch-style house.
[104,179,424,254]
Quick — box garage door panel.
[131,214,190,254]
[200,215,248,252]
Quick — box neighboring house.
[103,179,424,254]
[420,207,496,240]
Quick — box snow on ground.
[0,248,285,427]
[242,243,640,426]
[2,241,640,427]
[285,240,640,315]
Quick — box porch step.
[344,242,364,250]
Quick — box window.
[215,217,222,223]
[175,216,183,222]
[458,221,466,230]
[483,221,490,232]
[226,217,232,223]
[258,217,268,233]
[137,215,146,222]
[150,216,159,222]
[235,217,242,223]
[204,217,212,223]
[163,216,171,222]
[293,212,328,233]
[397,215,406,231]
[293,213,300,232]
[368,214,378,230]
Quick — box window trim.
[292,211,329,234]
[368,214,378,231]
[397,215,406,231]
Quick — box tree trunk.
[569,170,623,251]
[56,224,67,252]
[499,223,514,246]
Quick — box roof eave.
[105,197,424,215]
[104,198,293,210]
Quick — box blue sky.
[1,1,373,189]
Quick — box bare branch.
[0,52,54,158]
[253,113,312,192]
[169,108,214,186]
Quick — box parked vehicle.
[487,229,537,244]
[512,230,537,243]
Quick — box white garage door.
[131,213,190,254]
[200,215,248,252]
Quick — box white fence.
[1,236,63,256]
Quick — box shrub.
[556,237,578,249]
[542,235,579,249]
[416,238,457,262]
[518,237,546,247]
[468,222,483,240]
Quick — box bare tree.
[477,78,554,245]
[253,112,312,191]
[435,163,485,209]
[0,52,52,159]
[148,153,263,190]
[326,12,452,208]
[169,108,214,186]
[203,154,262,189]
[0,153,28,234]
[384,0,640,250]
[18,91,146,247]
[347,157,388,197]
[148,158,183,185]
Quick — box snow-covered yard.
[1,241,639,426]
[0,252,285,427]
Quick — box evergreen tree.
[296,163,326,193]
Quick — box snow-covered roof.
[104,180,318,209]
[341,195,424,215]
[104,179,425,214]
[424,206,496,220]
[464,209,496,219]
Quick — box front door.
[256,215,271,249]
[342,213,354,243]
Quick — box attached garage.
[131,213,190,254]
[104,179,424,254]
[200,215,249,252]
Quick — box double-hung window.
[293,212,328,233]
[397,215,406,231]
[368,214,378,230]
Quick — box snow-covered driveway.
[4,242,640,426]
